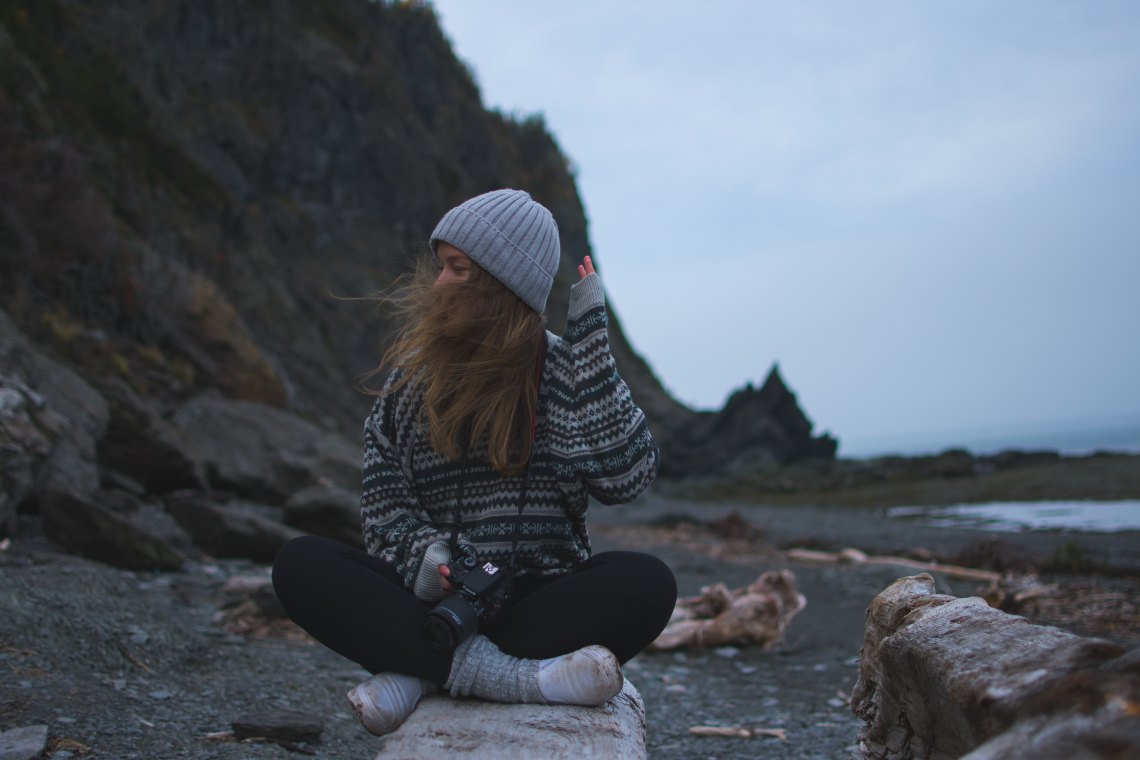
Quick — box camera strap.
[448,342,544,578]
[448,467,530,580]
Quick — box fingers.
[577,255,596,279]
[438,564,456,592]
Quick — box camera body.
[423,560,511,652]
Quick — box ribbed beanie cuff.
[430,189,560,313]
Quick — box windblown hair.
[372,254,547,476]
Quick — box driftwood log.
[851,574,1140,760]
[649,569,805,650]
[785,547,1001,583]
[375,678,646,759]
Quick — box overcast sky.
[430,1,1140,455]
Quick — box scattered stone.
[0,725,48,760]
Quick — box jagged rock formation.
[0,0,836,564]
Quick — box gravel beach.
[2,489,1137,759]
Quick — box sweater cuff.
[568,273,605,320]
[413,540,452,602]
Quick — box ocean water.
[839,418,1140,459]
[887,500,1140,533]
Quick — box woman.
[272,189,677,736]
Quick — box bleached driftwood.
[785,547,1001,583]
[649,569,805,650]
[851,574,1140,760]
[376,678,645,759]
[688,725,787,740]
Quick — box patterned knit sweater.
[360,273,658,590]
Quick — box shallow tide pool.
[886,500,1140,532]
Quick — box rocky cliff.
[1,0,835,562]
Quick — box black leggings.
[272,535,677,684]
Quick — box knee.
[605,551,678,618]
[639,553,678,618]
[271,535,328,599]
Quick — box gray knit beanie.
[430,189,560,313]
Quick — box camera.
[423,560,512,652]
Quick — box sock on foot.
[445,634,544,703]
[347,672,435,736]
[445,635,622,706]
[537,645,623,706]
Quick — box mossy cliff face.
[0,0,832,474]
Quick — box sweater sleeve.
[360,381,476,591]
[560,273,659,504]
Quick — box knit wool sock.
[444,634,544,703]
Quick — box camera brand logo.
[481,562,499,575]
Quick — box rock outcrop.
[0,1,836,567]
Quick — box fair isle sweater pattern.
[360,274,659,590]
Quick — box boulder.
[172,396,360,504]
[95,377,204,493]
[165,490,302,563]
[0,309,108,500]
[283,483,364,548]
[38,490,185,570]
[377,679,646,759]
[0,377,64,536]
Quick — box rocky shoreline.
[3,477,1138,759]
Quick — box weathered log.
[231,708,323,743]
[851,573,1139,760]
[376,679,646,759]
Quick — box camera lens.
[424,596,480,652]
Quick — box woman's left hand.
[438,563,458,594]
[577,255,595,280]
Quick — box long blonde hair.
[373,254,547,476]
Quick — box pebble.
[0,725,48,760]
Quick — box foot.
[536,645,623,706]
[346,672,434,736]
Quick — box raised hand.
[577,255,596,280]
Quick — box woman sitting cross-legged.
[272,189,677,735]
